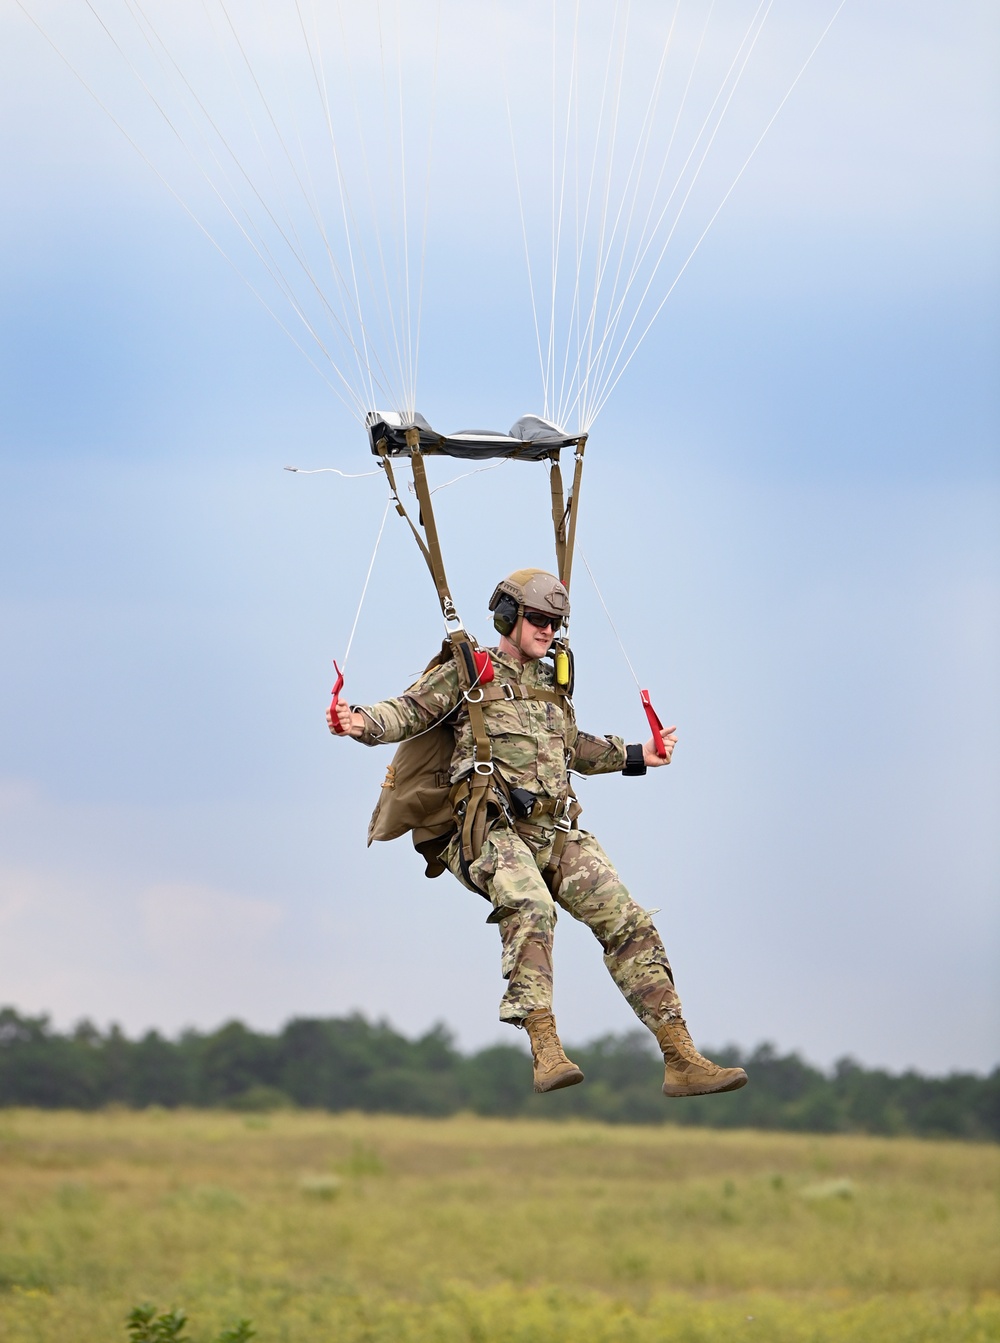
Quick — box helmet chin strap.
[512,611,529,656]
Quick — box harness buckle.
[502,682,516,700]
[474,759,495,776]
[552,795,573,831]
[464,686,485,703]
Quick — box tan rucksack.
[366,641,460,877]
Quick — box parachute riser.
[547,436,586,595]
[377,422,584,705]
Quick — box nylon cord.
[583,0,775,427]
[340,495,392,673]
[579,546,642,692]
[590,0,849,425]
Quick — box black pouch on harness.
[508,787,537,819]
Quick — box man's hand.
[644,725,677,767]
[327,700,363,738]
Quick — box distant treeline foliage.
[0,1007,996,1140]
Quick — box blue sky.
[1,1,997,1074]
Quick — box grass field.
[0,1109,997,1342]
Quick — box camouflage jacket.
[353,648,626,801]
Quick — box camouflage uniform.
[353,648,682,1028]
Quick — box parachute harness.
[366,422,592,881]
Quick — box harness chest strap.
[464,681,567,707]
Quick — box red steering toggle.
[640,689,666,758]
[472,649,494,684]
[329,659,346,733]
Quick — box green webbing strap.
[397,438,498,864]
[549,458,568,582]
[407,440,459,624]
[560,436,587,595]
[378,449,434,575]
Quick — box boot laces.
[528,1014,565,1066]
[663,1017,713,1069]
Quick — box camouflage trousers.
[443,823,681,1030]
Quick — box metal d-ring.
[464,687,485,703]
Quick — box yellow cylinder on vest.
[554,650,570,687]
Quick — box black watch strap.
[621,743,647,776]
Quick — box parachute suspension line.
[298,0,378,412]
[419,459,511,497]
[581,537,667,757]
[578,0,772,427]
[318,0,406,414]
[282,466,383,477]
[205,0,380,398]
[573,0,688,430]
[311,0,420,415]
[389,0,414,415]
[86,0,383,418]
[339,495,393,676]
[119,0,374,410]
[579,547,641,692]
[242,0,383,406]
[572,0,632,433]
[554,0,715,432]
[529,0,694,431]
[371,0,416,418]
[599,0,720,330]
[557,0,626,433]
[498,16,547,404]
[412,0,444,426]
[561,0,627,432]
[523,0,757,433]
[585,0,775,421]
[550,0,592,422]
[14,0,365,419]
[343,0,420,419]
[545,0,556,418]
[588,0,849,425]
[306,0,416,411]
[206,0,318,271]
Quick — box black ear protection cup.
[491,592,520,636]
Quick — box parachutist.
[327,569,747,1100]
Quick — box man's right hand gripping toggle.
[327,660,362,738]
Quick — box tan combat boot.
[523,1010,585,1093]
[656,1017,748,1098]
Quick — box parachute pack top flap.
[366,412,581,461]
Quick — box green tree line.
[0,1006,996,1140]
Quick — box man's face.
[517,609,559,659]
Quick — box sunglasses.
[523,609,563,631]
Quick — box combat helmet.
[489,568,570,636]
